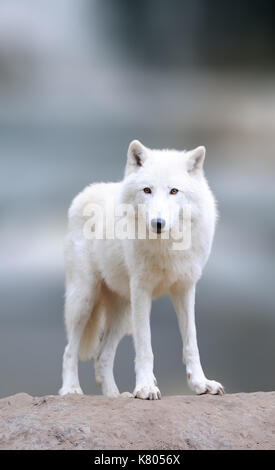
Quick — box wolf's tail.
[65,297,104,362]
[78,301,105,361]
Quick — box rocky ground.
[0,392,275,450]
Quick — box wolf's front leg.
[131,282,161,400]
[171,282,224,395]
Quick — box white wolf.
[59,140,224,400]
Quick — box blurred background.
[1,0,275,398]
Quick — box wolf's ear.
[186,146,206,173]
[126,140,147,174]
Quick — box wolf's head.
[121,139,211,237]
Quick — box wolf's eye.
[170,188,178,195]
[143,187,152,194]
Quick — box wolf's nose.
[151,218,166,234]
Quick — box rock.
[0,392,275,450]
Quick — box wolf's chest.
[144,248,200,298]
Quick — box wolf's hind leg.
[94,293,132,397]
[59,274,99,396]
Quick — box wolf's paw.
[188,376,224,395]
[58,385,83,396]
[104,390,120,398]
[120,391,134,398]
[101,384,121,398]
[134,384,161,400]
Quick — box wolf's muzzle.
[151,218,166,234]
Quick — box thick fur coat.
[60,140,224,399]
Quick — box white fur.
[59,140,224,399]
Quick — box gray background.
[0,0,274,398]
